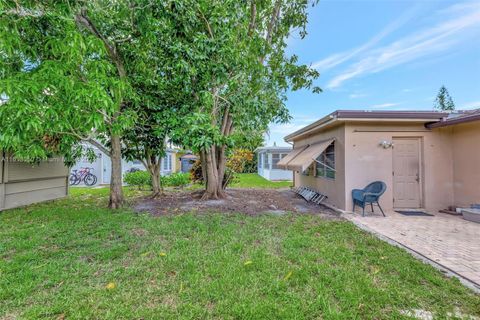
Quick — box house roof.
[284,110,449,142]
[256,145,292,153]
[180,153,198,160]
[426,109,480,128]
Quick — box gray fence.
[0,154,69,211]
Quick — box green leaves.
[0,0,320,169]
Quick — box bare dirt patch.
[134,188,340,219]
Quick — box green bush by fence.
[124,171,190,190]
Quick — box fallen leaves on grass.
[283,271,293,281]
[244,260,253,266]
[105,282,116,290]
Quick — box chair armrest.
[352,189,365,200]
[362,192,381,201]
[363,192,376,197]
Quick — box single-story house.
[256,144,293,181]
[0,153,69,211]
[279,109,480,213]
[71,143,178,185]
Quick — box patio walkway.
[345,210,480,289]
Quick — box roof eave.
[426,114,480,128]
[284,112,338,142]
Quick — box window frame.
[271,153,281,169]
[315,142,336,180]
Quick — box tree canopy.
[170,0,321,199]
[1,0,320,205]
[434,86,455,111]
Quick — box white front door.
[393,138,422,208]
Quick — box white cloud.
[370,103,400,109]
[326,1,480,89]
[349,93,368,99]
[268,115,316,137]
[311,4,422,72]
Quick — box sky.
[266,0,480,146]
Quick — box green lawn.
[230,173,292,189]
[0,188,479,319]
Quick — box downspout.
[285,141,295,188]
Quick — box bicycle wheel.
[84,173,97,186]
[69,174,78,186]
[74,174,82,185]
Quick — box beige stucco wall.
[0,156,69,211]
[344,122,454,213]
[293,124,347,210]
[450,121,480,207]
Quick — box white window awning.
[283,138,335,172]
[277,145,308,168]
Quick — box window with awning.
[277,145,308,168]
[277,139,335,173]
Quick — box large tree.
[172,0,320,199]
[0,1,182,208]
[434,86,455,111]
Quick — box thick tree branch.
[266,0,282,45]
[248,1,257,36]
[86,139,111,157]
[198,8,214,38]
[75,8,126,78]
[259,0,282,64]
[220,105,230,135]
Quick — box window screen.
[315,142,335,179]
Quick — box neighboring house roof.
[285,110,449,142]
[180,153,198,160]
[255,145,292,153]
[426,109,480,128]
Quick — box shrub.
[124,171,190,190]
[162,172,190,188]
[124,170,151,190]
[227,149,254,173]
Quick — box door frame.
[392,137,424,209]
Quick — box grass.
[230,173,292,189]
[0,188,479,319]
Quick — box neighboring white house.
[256,144,292,181]
[70,143,177,185]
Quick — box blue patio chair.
[352,181,387,217]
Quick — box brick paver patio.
[346,211,480,287]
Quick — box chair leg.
[362,206,365,217]
[377,202,386,217]
[370,202,374,212]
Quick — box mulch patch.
[133,188,340,218]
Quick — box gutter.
[284,110,448,142]
[284,114,337,142]
[426,113,480,128]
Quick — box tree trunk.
[108,134,124,209]
[217,144,228,193]
[148,162,161,198]
[202,145,228,200]
[200,150,207,183]
[202,147,218,199]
